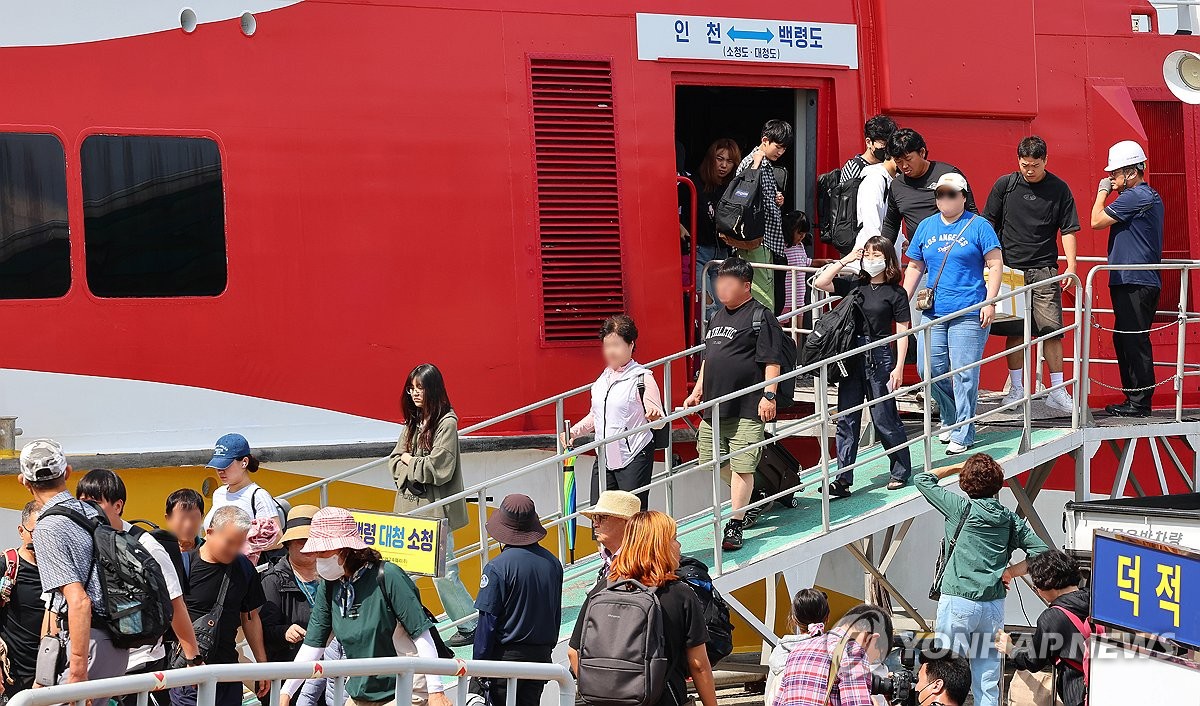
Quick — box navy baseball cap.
[207,433,251,469]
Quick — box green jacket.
[915,472,1049,602]
[390,411,470,531]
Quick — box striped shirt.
[33,492,106,615]
[782,245,811,313]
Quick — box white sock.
[1009,368,1023,391]
[1050,372,1064,388]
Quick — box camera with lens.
[870,634,920,706]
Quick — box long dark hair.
[858,235,902,285]
[698,138,742,193]
[402,363,453,454]
[343,547,384,576]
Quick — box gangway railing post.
[664,362,675,518]
[320,483,328,509]
[555,398,567,564]
[922,326,934,476]
[477,490,490,571]
[1071,273,1084,431]
[711,401,723,576]
[1021,285,1034,453]
[817,365,831,532]
[1177,268,1189,423]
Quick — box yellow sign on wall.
[350,509,446,577]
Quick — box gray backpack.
[576,579,670,706]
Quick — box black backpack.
[715,168,766,243]
[41,505,174,649]
[576,579,670,706]
[800,289,864,383]
[752,307,797,407]
[676,557,733,667]
[816,168,865,255]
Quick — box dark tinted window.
[0,133,70,299]
[81,135,226,297]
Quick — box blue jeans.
[696,243,730,320]
[835,340,911,485]
[433,532,478,632]
[935,594,1005,706]
[920,313,990,446]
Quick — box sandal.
[887,479,907,491]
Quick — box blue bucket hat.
[207,433,251,470]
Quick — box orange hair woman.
[567,511,718,706]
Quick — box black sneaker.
[448,629,475,648]
[722,520,744,551]
[1105,402,1151,418]
[827,481,852,499]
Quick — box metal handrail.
[7,656,575,706]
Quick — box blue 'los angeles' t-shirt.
[1104,183,1164,288]
[907,212,1002,319]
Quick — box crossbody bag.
[915,215,977,311]
[929,504,971,601]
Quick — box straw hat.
[581,490,641,521]
[278,504,320,545]
[300,507,368,553]
[485,494,546,546]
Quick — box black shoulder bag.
[929,504,971,601]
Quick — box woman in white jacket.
[765,588,830,706]
[564,315,665,508]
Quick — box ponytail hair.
[243,454,260,473]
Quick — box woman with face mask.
[813,235,913,496]
[563,315,665,509]
[278,507,450,706]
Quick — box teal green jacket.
[916,472,1050,602]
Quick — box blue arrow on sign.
[727,26,775,42]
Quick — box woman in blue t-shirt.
[902,173,1003,454]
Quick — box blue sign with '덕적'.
[1092,530,1200,649]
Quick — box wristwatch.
[763,391,777,402]
[185,655,204,667]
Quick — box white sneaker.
[938,430,953,444]
[999,387,1024,408]
[947,441,970,455]
[1046,389,1074,414]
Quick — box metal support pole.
[394,672,415,706]
[664,361,675,517]
[555,400,567,564]
[922,325,934,474]
[1080,284,1095,424]
[817,365,832,532]
[711,401,723,576]
[1176,268,1189,423]
[1071,276,1084,431]
[844,542,931,632]
[196,679,216,706]
[477,490,490,570]
[1021,286,1034,452]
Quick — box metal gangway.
[276,258,1200,649]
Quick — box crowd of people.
[0,116,1166,706]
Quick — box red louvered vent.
[530,58,624,342]
[1133,101,1191,324]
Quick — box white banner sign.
[636,13,858,69]
[1068,510,1200,551]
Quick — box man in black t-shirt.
[684,257,785,551]
[881,128,977,242]
[1,501,44,698]
[983,136,1080,415]
[170,506,269,706]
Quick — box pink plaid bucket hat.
[301,507,368,553]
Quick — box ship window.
[81,135,227,298]
[0,133,70,299]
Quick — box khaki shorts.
[1021,266,1065,338]
[697,417,764,479]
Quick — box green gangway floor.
[445,425,1073,656]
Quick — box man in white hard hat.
[1091,140,1165,417]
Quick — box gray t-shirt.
[34,492,106,614]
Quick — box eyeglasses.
[18,525,32,535]
[934,191,963,200]
[591,514,610,524]
[407,388,423,396]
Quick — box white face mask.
[862,258,887,277]
[315,555,346,581]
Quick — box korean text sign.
[636,13,858,69]
[1092,530,1200,649]
[350,510,446,578]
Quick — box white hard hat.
[1104,140,1148,172]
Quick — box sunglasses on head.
[934,190,963,200]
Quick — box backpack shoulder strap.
[1052,604,1091,639]
[752,305,765,335]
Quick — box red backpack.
[1053,606,1106,689]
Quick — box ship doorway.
[675,85,818,343]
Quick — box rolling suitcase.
[754,437,802,509]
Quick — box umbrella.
[562,420,577,563]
